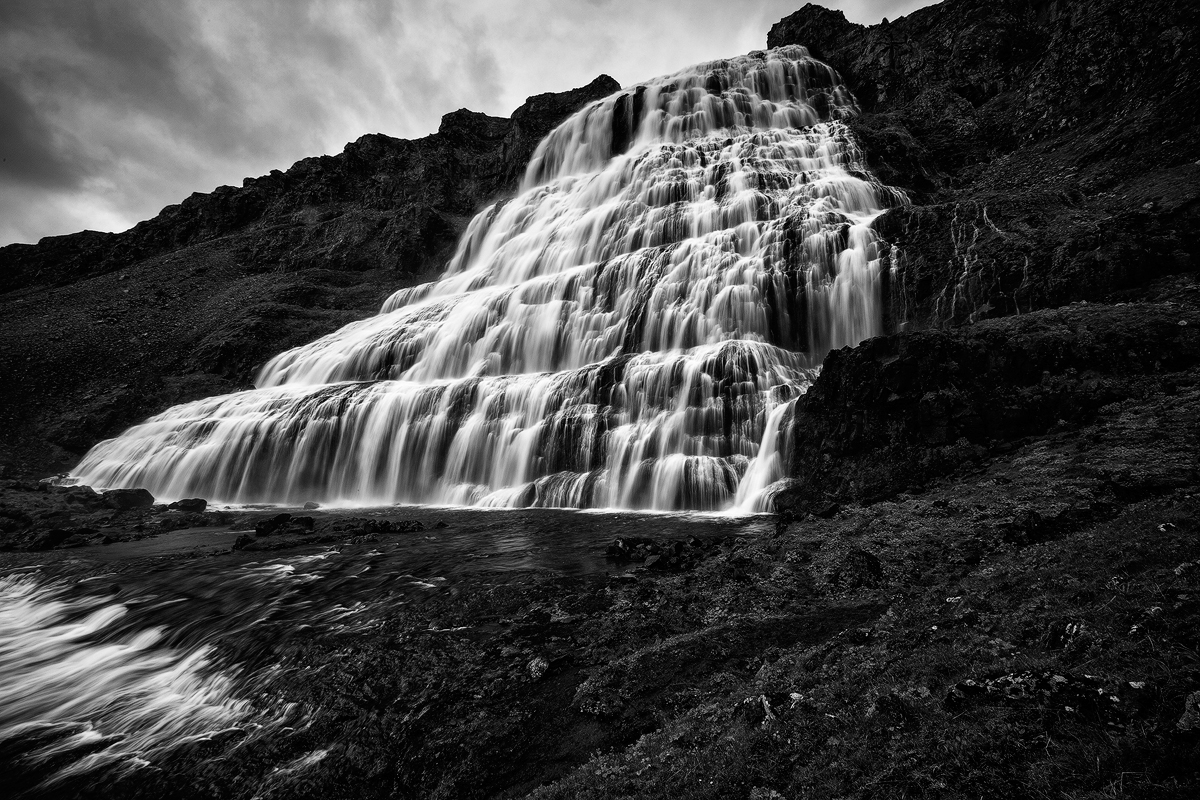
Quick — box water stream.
[72,45,902,512]
[0,508,769,787]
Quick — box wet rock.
[231,533,255,551]
[605,535,722,572]
[28,528,75,550]
[58,486,107,508]
[102,488,155,509]
[777,303,1200,511]
[770,0,1200,328]
[303,501,320,510]
[317,517,423,537]
[153,512,210,532]
[14,522,100,549]
[255,513,293,537]
[169,498,207,513]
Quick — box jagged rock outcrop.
[0,74,620,292]
[777,275,1200,513]
[0,76,618,471]
[771,0,1200,327]
[4,0,1199,479]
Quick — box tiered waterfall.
[72,45,905,512]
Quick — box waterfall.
[72,45,904,512]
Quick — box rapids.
[71,45,905,511]
[0,508,770,787]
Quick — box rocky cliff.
[771,0,1199,328]
[3,0,1198,478]
[0,76,618,471]
[1,5,1198,797]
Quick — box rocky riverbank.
[3,281,1197,798]
[1,0,1198,797]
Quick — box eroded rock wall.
[0,76,618,471]
[771,0,1200,327]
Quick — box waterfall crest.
[72,45,905,512]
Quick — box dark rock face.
[102,488,155,510]
[0,76,618,472]
[0,75,619,295]
[777,280,1200,513]
[771,0,1200,328]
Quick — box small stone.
[527,656,550,680]
[169,498,207,513]
[303,501,320,510]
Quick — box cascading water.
[0,574,265,783]
[72,45,905,512]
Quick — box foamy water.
[0,574,261,783]
[72,45,904,512]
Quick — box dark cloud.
[0,0,933,246]
[0,74,92,188]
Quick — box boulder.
[254,513,293,537]
[102,488,155,510]
[28,528,74,550]
[168,498,207,513]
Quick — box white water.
[0,575,256,782]
[73,45,904,512]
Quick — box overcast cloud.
[0,0,932,246]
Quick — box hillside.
[770,0,1199,328]
[1,1,1199,798]
[0,76,618,472]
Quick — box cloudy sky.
[0,0,933,246]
